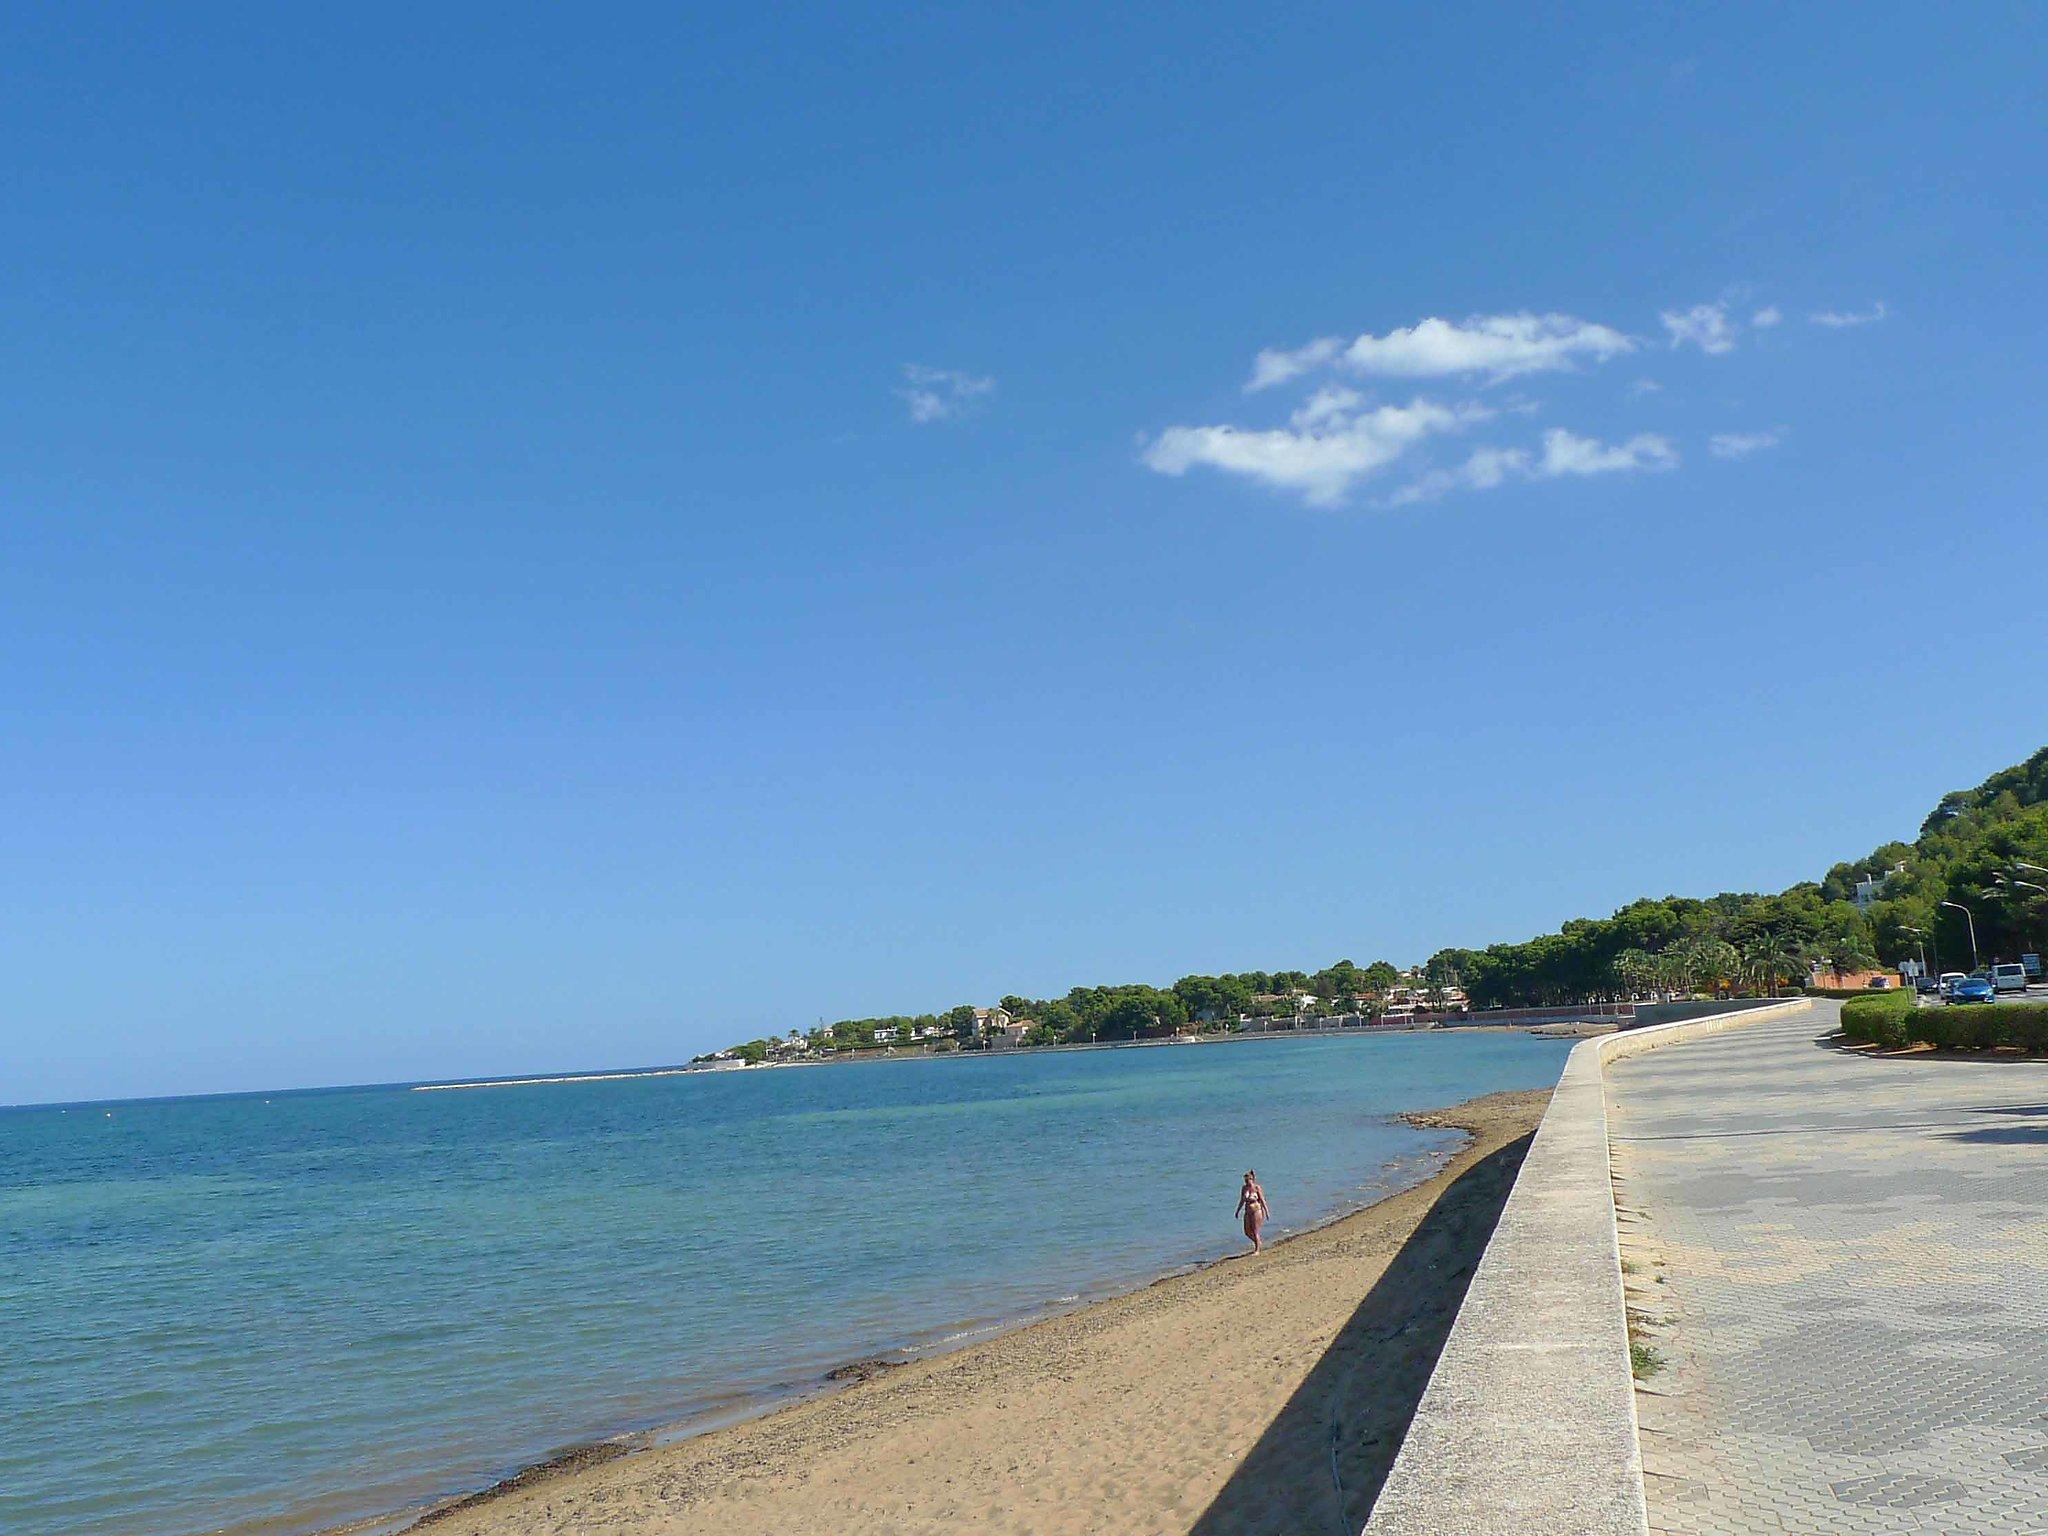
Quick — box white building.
[1853,862,1907,910]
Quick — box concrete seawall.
[1629,996,1808,1030]
[1361,998,1817,1535]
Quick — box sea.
[0,1028,1572,1536]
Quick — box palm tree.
[1611,948,1660,1000]
[1665,937,1736,995]
[1739,933,1811,995]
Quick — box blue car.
[1948,975,1996,1005]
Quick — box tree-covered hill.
[1822,744,2048,972]
[1429,744,2048,1007]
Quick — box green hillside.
[1822,744,2048,971]
[1432,744,2048,1006]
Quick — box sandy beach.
[400,1086,1549,1536]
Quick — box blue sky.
[5,5,2045,1104]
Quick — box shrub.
[1840,989,1915,1049]
[2000,1004,2048,1052]
[1910,1008,1986,1050]
[1854,995,2048,1053]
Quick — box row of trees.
[710,896,1884,1058]
[995,960,1409,1045]
[711,896,1883,1060]
[706,961,1423,1058]
[1422,890,1878,1010]
[708,746,2048,1058]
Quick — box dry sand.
[405,1088,1549,1536]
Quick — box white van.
[1992,962,2029,994]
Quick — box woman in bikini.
[1235,1170,1269,1253]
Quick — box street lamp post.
[1901,923,1931,980]
[2008,875,2048,966]
[1981,886,2015,965]
[1940,900,1979,970]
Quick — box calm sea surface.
[0,1030,1570,1536]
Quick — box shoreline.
[327,1084,1551,1536]
[406,1017,1612,1095]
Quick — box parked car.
[1948,974,1996,1005]
[1992,962,2029,994]
[1914,974,1941,994]
[1938,971,1969,999]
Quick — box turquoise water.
[0,1031,1569,1536]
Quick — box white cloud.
[1389,445,1533,505]
[898,363,995,423]
[1155,305,1712,510]
[1246,311,1633,391]
[1143,396,1486,507]
[1389,428,1677,503]
[1751,306,1783,328]
[1661,302,1737,355]
[1809,301,1887,328]
[1247,337,1343,392]
[1289,385,1368,429]
[1538,427,1679,476]
[1709,428,1785,459]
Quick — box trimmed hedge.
[1840,991,2048,1052]
[1839,989,1916,1049]
[1806,985,1904,999]
[1909,1000,2048,1052]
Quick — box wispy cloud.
[1390,428,1678,504]
[1538,428,1679,476]
[1809,301,1887,328]
[1389,445,1536,505]
[1661,302,1738,355]
[1751,306,1782,328]
[1143,396,1490,507]
[1709,428,1786,459]
[1628,378,1664,397]
[898,364,995,423]
[1247,337,1344,391]
[1248,312,1633,391]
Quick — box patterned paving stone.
[1610,1006,2048,1535]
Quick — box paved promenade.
[1609,1005,2048,1535]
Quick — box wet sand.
[395,1087,1549,1536]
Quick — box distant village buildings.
[715,977,1493,1068]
